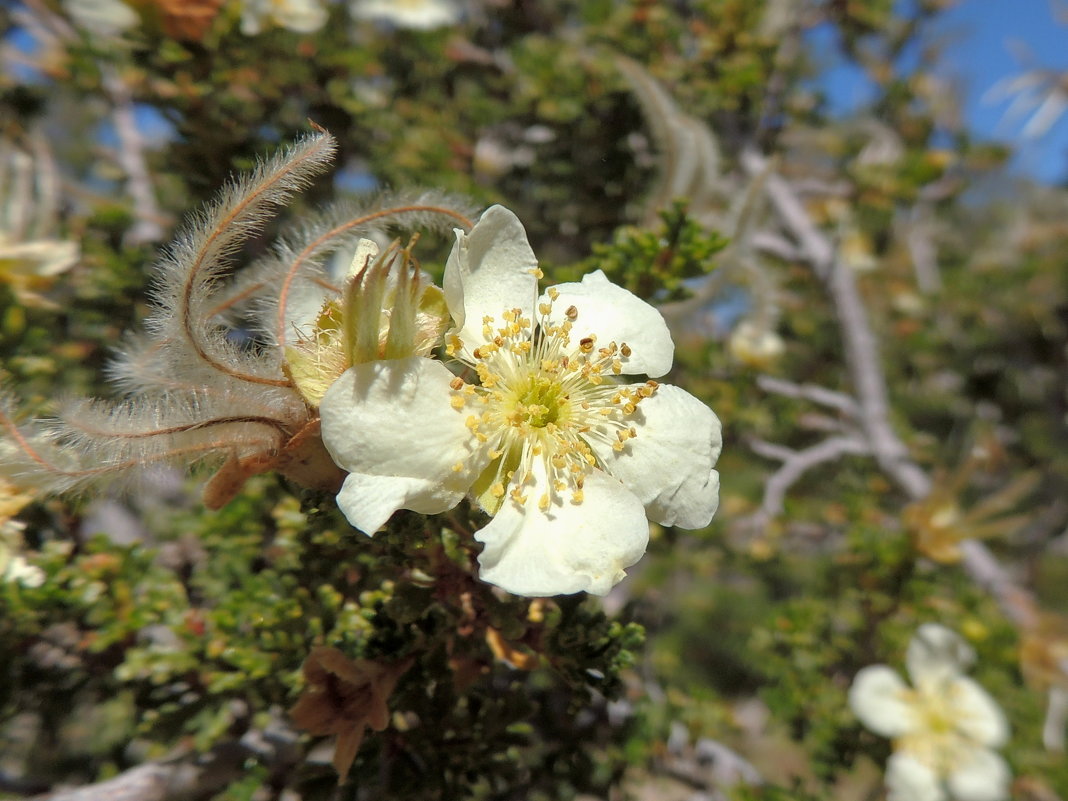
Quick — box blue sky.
[812,0,1068,183]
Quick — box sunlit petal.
[319,357,488,533]
[544,270,674,377]
[335,471,465,535]
[589,383,721,528]
[945,748,1011,801]
[443,205,538,357]
[886,752,946,801]
[849,665,917,738]
[475,464,649,597]
[950,677,1010,748]
[907,623,975,684]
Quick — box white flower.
[1,517,45,589]
[349,0,461,30]
[727,320,784,368]
[319,206,722,597]
[241,0,329,35]
[849,623,1012,801]
[64,0,139,37]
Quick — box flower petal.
[588,383,721,529]
[474,464,649,597]
[544,270,674,377]
[319,356,487,533]
[334,472,463,535]
[945,748,1011,801]
[849,665,917,738]
[443,205,538,357]
[907,623,975,684]
[950,676,1010,748]
[885,752,946,801]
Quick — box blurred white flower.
[319,206,722,597]
[63,0,139,38]
[728,320,784,368]
[349,0,461,30]
[0,480,44,588]
[0,138,79,309]
[850,623,1011,801]
[241,0,329,35]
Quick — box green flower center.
[513,376,567,428]
[446,293,659,514]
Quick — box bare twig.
[741,147,1040,628]
[29,746,246,801]
[28,715,303,801]
[747,435,871,523]
[756,376,860,419]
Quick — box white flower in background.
[63,0,139,38]
[727,320,784,368]
[319,205,722,597]
[349,0,461,30]
[240,0,328,35]
[1,480,44,589]
[1,139,79,309]
[849,623,1012,801]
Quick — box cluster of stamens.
[446,285,658,512]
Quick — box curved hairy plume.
[615,55,728,228]
[1,131,479,507]
[147,131,337,388]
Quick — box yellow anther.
[538,494,550,512]
[539,302,552,316]
[450,376,464,390]
[620,343,632,357]
[547,287,560,300]
[623,402,636,414]
[579,337,594,353]
[565,305,578,320]
[571,489,584,504]
[529,268,544,279]
[450,395,466,410]
[451,462,464,473]
[491,482,505,498]
[612,359,622,374]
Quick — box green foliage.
[4,0,1068,798]
[554,201,727,299]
